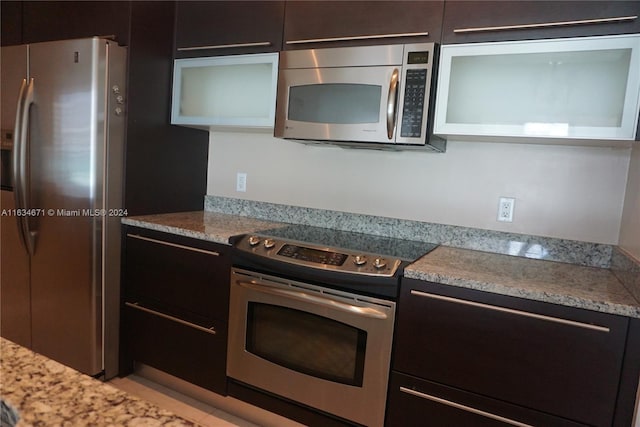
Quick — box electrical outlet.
[497,197,515,222]
[236,172,247,192]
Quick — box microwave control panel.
[396,43,434,145]
[400,68,428,138]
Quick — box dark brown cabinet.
[22,1,130,45]
[174,1,285,57]
[1,1,22,47]
[389,279,631,427]
[120,226,231,394]
[442,1,640,44]
[387,372,585,427]
[283,1,444,49]
[1,1,130,46]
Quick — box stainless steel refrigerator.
[0,37,126,379]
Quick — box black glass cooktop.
[253,224,438,263]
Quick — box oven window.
[246,303,366,386]
[288,83,381,124]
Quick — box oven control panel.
[235,234,402,277]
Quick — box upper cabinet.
[22,1,130,45]
[434,34,640,143]
[283,1,444,49]
[1,1,22,46]
[1,0,130,47]
[174,1,285,58]
[171,53,279,129]
[442,1,640,44]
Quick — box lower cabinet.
[387,372,584,427]
[123,303,227,393]
[389,278,631,427]
[119,226,230,395]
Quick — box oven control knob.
[248,236,261,246]
[264,238,276,249]
[354,255,367,266]
[373,258,387,269]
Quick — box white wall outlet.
[236,172,247,192]
[497,197,515,222]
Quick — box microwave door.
[275,66,400,143]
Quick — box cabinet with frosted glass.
[433,34,640,144]
[171,53,279,129]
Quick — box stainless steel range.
[227,225,437,427]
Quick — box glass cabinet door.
[171,53,279,128]
[434,34,640,142]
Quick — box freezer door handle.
[13,77,36,255]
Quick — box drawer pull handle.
[453,15,638,34]
[177,41,272,51]
[399,387,533,427]
[410,290,610,333]
[127,233,220,257]
[286,31,429,45]
[125,302,216,335]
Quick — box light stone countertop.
[0,338,199,427]
[405,246,640,318]
[122,211,640,319]
[122,211,285,244]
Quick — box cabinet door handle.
[453,15,638,34]
[410,290,610,333]
[125,302,216,335]
[177,41,272,52]
[127,233,220,257]
[399,387,534,427]
[285,31,429,45]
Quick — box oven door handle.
[236,280,389,320]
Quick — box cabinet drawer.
[386,372,585,427]
[394,279,629,427]
[124,303,227,395]
[123,227,230,325]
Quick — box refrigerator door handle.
[12,77,36,255]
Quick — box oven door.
[228,267,396,427]
[274,65,401,144]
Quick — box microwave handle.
[386,68,400,140]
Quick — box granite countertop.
[122,211,285,244]
[405,246,640,318]
[0,338,199,426]
[122,211,640,319]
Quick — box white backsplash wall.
[207,131,631,245]
[619,143,640,259]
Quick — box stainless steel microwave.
[274,43,445,152]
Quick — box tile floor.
[109,374,258,427]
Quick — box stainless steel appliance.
[228,225,438,426]
[274,43,445,151]
[0,37,126,379]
